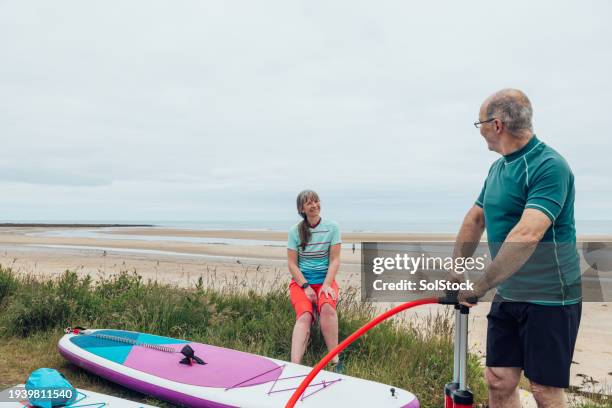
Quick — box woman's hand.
[304,286,317,303]
[319,282,337,301]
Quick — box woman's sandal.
[329,354,344,374]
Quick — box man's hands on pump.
[446,267,487,307]
[452,207,552,307]
[457,280,488,307]
[445,267,486,307]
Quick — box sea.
[3,219,612,235]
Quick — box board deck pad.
[70,330,282,388]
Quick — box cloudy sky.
[1,1,610,227]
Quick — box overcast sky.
[1,1,610,226]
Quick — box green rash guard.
[476,135,581,305]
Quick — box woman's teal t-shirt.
[287,219,341,284]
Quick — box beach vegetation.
[0,265,608,407]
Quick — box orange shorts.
[289,280,339,319]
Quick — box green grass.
[0,265,608,407]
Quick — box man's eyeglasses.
[473,118,498,128]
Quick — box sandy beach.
[0,226,610,397]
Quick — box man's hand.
[304,286,317,303]
[319,282,336,301]
[457,280,488,307]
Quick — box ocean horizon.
[2,219,612,235]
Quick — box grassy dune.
[0,266,607,407]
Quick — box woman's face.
[302,197,321,218]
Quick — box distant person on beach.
[453,89,581,408]
[287,190,342,371]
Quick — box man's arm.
[459,208,552,304]
[453,205,486,258]
[449,205,486,282]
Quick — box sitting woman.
[287,189,342,371]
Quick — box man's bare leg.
[486,367,521,408]
[530,381,566,408]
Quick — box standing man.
[453,89,582,407]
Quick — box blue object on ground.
[25,368,77,408]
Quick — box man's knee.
[485,367,520,392]
[530,381,564,404]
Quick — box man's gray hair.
[486,89,533,135]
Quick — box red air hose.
[285,297,439,408]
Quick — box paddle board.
[58,329,419,407]
[0,384,157,407]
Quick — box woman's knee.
[296,312,313,326]
[319,304,337,322]
[485,367,520,392]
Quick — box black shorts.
[486,297,582,388]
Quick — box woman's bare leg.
[319,303,339,364]
[291,312,313,363]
